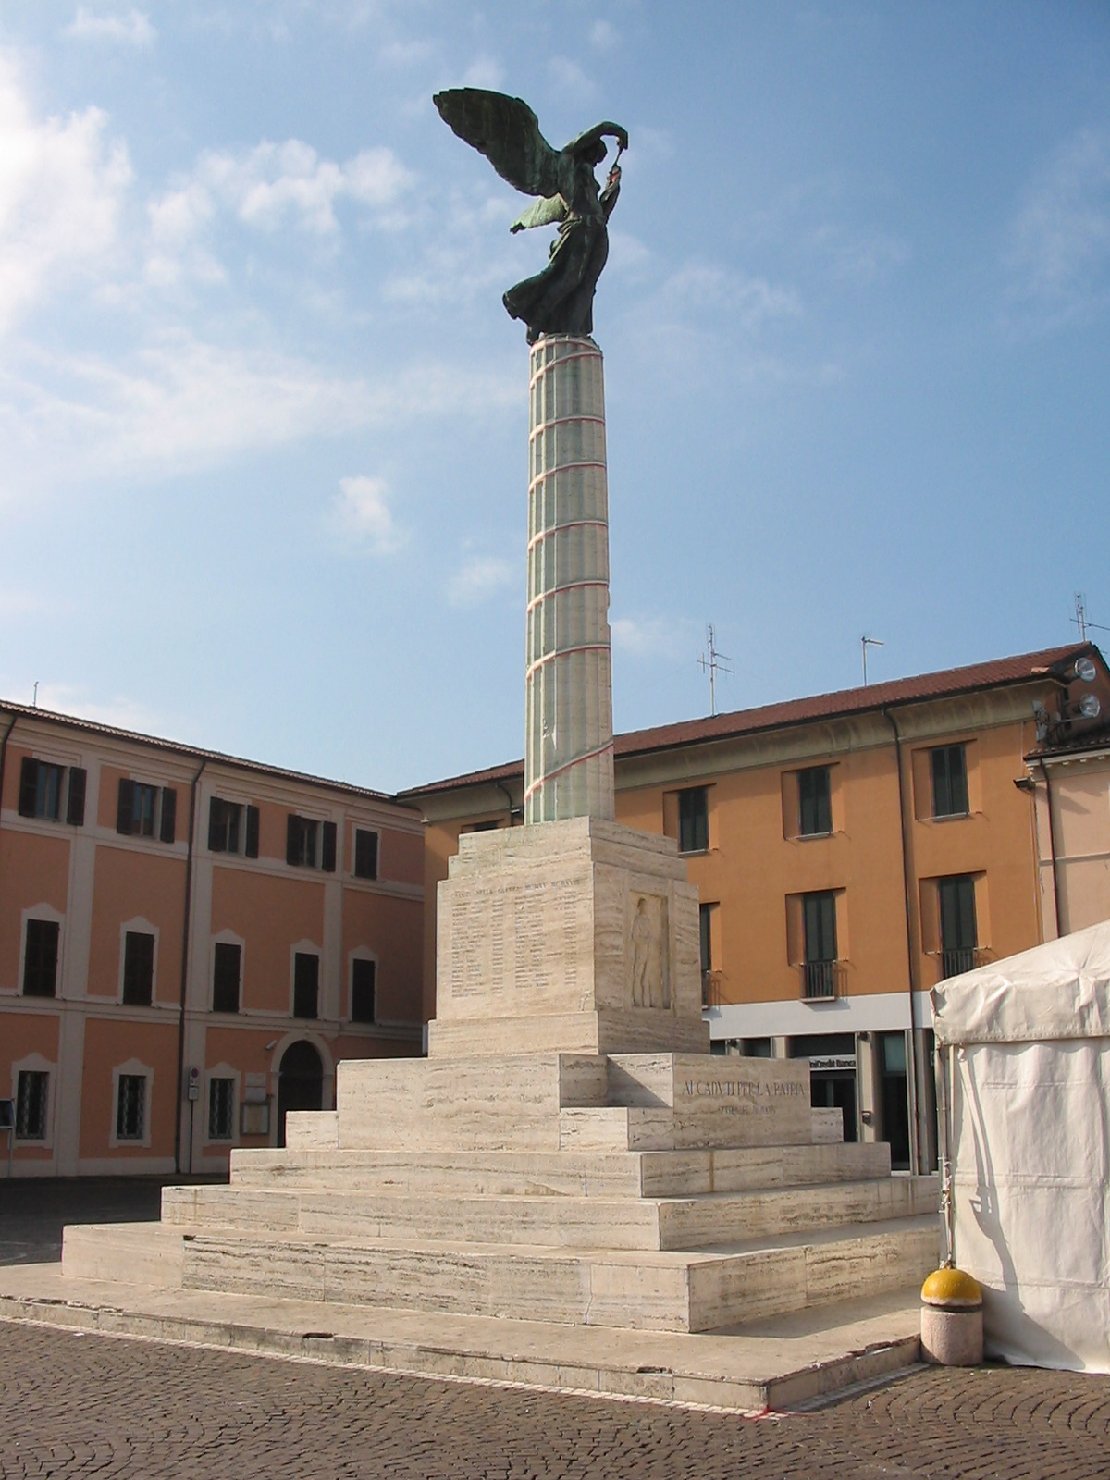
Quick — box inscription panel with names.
[443,874,588,1005]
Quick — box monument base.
[430,818,710,1058]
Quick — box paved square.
[1,1321,1108,1478]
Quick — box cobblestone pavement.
[1,1321,1108,1479]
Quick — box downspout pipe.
[0,713,17,836]
[881,707,923,1177]
[174,759,207,1175]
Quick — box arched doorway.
[276,1040,324,1147]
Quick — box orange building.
[1,703,424,1177]
[403,644,1110,1174]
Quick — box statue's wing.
[433,89,563,199]
[510,194,568,233]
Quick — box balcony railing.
[938,946,988,981]
[701,969,723,1008]
[800,960,844,1000]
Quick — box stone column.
[524,334,615,824]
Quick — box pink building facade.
[1,703,424,1177]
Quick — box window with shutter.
[351,958,376,1022]
[22,920,60,997]
[354,829,379,880]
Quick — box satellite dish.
[1074,656,1097,684]
[1077,694,1101,720]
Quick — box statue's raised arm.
[433,87,628,344]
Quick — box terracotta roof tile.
[401,642,1100,797]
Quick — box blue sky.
[2,2,1107,791]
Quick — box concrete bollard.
[920,1266,983,1366]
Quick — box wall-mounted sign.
[809,1055,856,1071]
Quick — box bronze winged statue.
[433,89,628,344]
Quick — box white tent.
[932,920,1110,1373]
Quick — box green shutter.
[66,768,86,826]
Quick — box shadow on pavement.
[0,1175,223,1266]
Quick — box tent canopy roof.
[932,920,1110,1045]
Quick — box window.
[677,787,709,853]
[122,930,155,1006]
[802,891,839,999]
[293,952,319,1018]
[931,744,968,819]
[351,958,377,1022]
[208,797,259,857]
[938,875,977,977]
[287,815,337,871]
[353,828,379,880]
[117,779,177,843]
[115,1074,146,1140]
[22,919,59,997]
[797,766,832,836]
[18,758,85,825]
[16,1070,48,1140]
[698,902,718,1007]
[208,1078,236,1141]
[212,942,242,1014]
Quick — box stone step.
[156,1214,939,1332]
[161,1175,937,1252]
[61,1222,188,1289]
[285,1111,338,1150]
[226,1139,893,1199]
[0,1261,927,1413]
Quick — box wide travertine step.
[227,1140,893,1197]
[62,1214,939,1333]
[160,1174,937,1252]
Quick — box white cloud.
[659,262,802,327]
[64,8,155,47]
[195,138,414,236]
[17,681,170,735]
[612,615,700,662]
[0,332,518,498]
[462,55,505,91]
[590,20,619,51]
[1006,128,1110,326]
[0,51,133,332]
[447,555,515,607]
[331,474,407,555]
[548,56,597,104]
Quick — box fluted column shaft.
[524,335,615,823]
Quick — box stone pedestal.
[427,818,710,1058]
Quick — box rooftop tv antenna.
[698,624,732,716]
[1072,592,1110,642]
[861,635,884,685]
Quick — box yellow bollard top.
[921,1266,982,1307]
